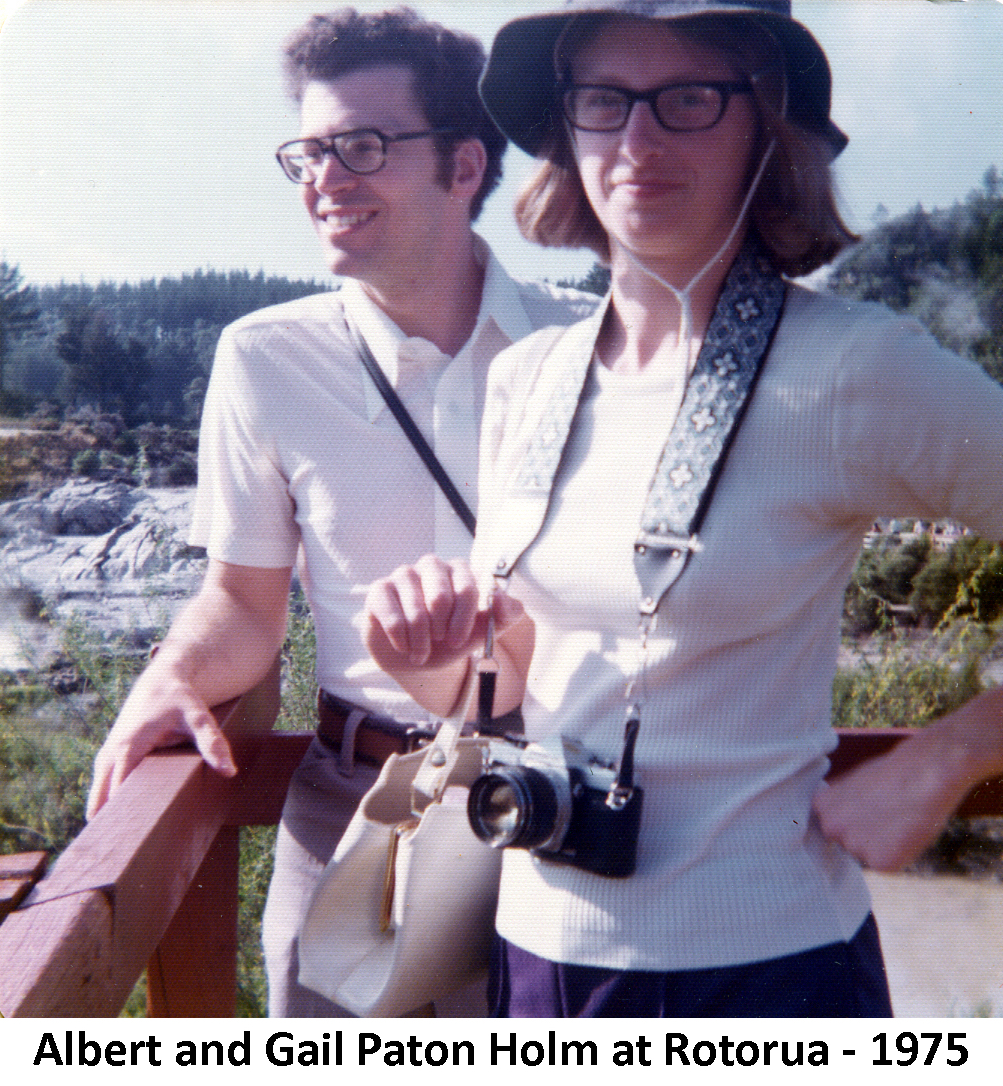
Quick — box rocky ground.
[0,478,204,674]
[867,870,1003,1017]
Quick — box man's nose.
[312,149,357,192]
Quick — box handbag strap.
[347,321,476,536]
[410,660,481,813]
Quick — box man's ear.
[448,137,487,204]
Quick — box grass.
[831,624,990,731]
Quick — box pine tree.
[0,261,41,413]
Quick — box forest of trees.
[828,166,1003,381]
[2,169,1002,429]
[0,268,329,425]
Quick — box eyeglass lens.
[565,83,740,132]
[278,130,387,181]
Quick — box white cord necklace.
[621,140,776,372]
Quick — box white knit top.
[471,284,1003,970]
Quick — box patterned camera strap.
[633,241,786,613]
[504,241,786,793]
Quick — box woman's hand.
[363,555,529,717]
[813,686,1003,870]
[365,555,481,670]
[812,735,967,871]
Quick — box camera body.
[466,735,643,878]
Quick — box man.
[86,8,595,1016]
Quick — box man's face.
[298,66,456,299]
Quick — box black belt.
[316,690,525,769]
[316,690,434,767]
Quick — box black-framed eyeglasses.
[275,126,454,182]
[562,81,753,134]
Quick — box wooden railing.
[2,660,1002,1017]
[0,657,288,1018]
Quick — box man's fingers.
[86,698,237,820]
[86,758,112,820]
[189,712,238,777]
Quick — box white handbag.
[298,678,501,1017]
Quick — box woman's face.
[569,17,759,272]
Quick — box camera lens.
[467,766,564,850]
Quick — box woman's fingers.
[365,557,482,667]
[390,563,434,663]
[441,558,479,650]
[491,588,526,635]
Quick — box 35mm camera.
[466,735,643,878]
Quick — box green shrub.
[1,597,320,1016]
[71,447,100,476]
[0,721,99,855]
[275,591,318,732]
[833,626,987,731]
[1,619,153,856]
[911,538,1003,625]
[163,455,197,487]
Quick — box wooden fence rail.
[2,658,1001,1017]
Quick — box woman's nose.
[619,100,666,161]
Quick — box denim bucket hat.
[480,0,847,157]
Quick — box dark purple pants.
[489,914,893,1017]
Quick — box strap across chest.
[494,241,787,616]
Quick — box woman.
[363,0,1003,1017]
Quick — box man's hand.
[86,669,237,820]
[86,559,292,819]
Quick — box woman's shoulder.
[782,282,913,340]
[490,311,600,393]
[777,283,957,378]
[782,282,1003,428]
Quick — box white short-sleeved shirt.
[190,238,596,718]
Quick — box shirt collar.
[341,235,537,423]
[468,234,534,351]
[340,278,407,382]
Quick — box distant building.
[862,518,967,551]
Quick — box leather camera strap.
[347,320,476,536]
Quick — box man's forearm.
[148,569,291,709]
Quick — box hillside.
[826,167,1003,381]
